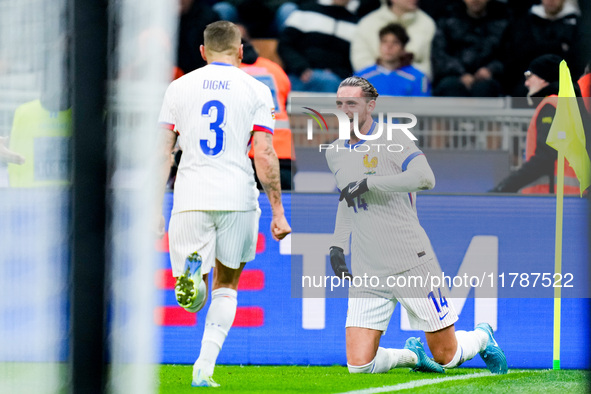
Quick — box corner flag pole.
[547,60,591,370]
[553,134,565,371]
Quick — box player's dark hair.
[379,23,409,46]
[338,76,379,101]
[204,21,241,53]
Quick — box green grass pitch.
[159,365,590,393]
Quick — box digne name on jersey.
[203,79,231,90]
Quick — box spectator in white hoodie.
[350,0,435,78]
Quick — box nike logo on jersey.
[439,312,449,321]
[348,179,364,193]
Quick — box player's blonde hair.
[338,76,379,101]
[204,21,241,54]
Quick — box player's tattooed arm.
[253,132,282,207]
[253,131,291,240]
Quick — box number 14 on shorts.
[428,288,449,320]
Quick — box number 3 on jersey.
[201,100,226,156]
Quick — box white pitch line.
[337,370,534,394]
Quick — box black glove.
[329,246,352,279]
[339,178,369,207]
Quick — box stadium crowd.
[177,0,589,97]
[2,0,589,194]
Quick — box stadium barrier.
[1,190,588,369]
[293,147,512,193]
[1,94,533,169]
[289,95,533,168]
[156,192,589,369]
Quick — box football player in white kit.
[156,21,291,387]
[326,77,507,375]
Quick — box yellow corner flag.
[546,60,591,196]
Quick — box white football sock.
[194,287,237,376]
[390,348,418,368]
[443,330,488,369]
[348,347,418,374]
[441,344,463,369]
[370,348,391,373]
[348,359,375,374]
[375,347,418,372]
[475,328,489,352]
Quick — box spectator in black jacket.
[490,54,585,195]
[177,0,220,74]
[503,0,581,96]
[504,0,538,17]
[211,0,298,38]
[278,0,358,92]
[420,0,460,22]
[431,0,509,97]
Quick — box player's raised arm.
[368,153,435,193]
[252,131,291,240]
[338,153,435,206]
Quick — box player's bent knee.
[433,354,453,366]
[426,326,458,365]
[431,346,457,366]
[346,353,376,368]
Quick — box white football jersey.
[326,121,435,277]
[159,62,275,212]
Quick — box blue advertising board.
[159,193,590,369]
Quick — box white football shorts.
[346,258,458,333]
[168,208,261,277]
